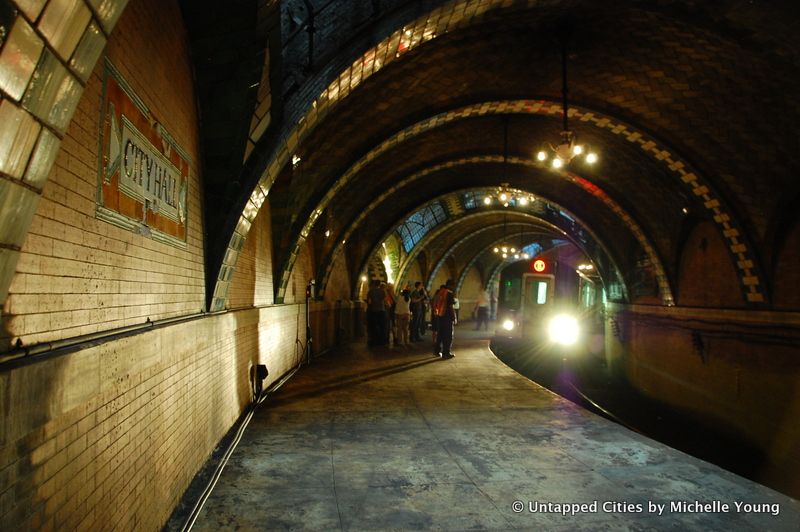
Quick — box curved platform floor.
[190,331,799,531]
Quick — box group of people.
[365,279,459,358]
[365,280,431,347]
[366,279,493,357]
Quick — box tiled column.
[0,0,127,305]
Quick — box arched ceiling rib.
[429,230,561,294]
[273,97,760,305]
[336,190,634,302]
[201,0,800,311]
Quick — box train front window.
[537,281,548,304]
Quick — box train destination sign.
[532,258,549,273]
[97,61,190,248]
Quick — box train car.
[496,255,603,347]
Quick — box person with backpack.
[433,279,457,358]
[430,284,446,350]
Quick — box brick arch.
[351,195,630,304]
[272,100,754,306]
[0,1,129,307]
[426,226,551,293]
[210,2,770,310]
[452,231,557,295]
[315,157,671,305]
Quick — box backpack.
[432,288,450,317]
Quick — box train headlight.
[548,314,579,345]
[502,319,515,331]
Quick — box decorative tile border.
[314,156,668,305]
[340,190,629,304]
[213,0,763,309]
[0,0,128,306]
[270,101,757,305]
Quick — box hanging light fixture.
[536,22,598,168]
[513,226,531,260]
[482,117,535,207]
[492,211,516,259]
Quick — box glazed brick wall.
[773,220,800,310]
[0,0,361,529]
[605,304,800,498]
[400,260,423,293]
[1,0,204,346]
[228,200,274,309]
[284,238,314,304]
[0,304,315,530]
[323,249,352,302]
[458,265,483,313]
[677,221,744,308]
[431,266,449,293]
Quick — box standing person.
[410,282,424,342]
[430,284,447,350]
[395,289,412,347]
[385,282,397,346]
[418,285,429,338]
[434,279,457,358]
[474,286,490,331]
[453,295,460,323]
[366,280,387,346]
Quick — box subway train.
[494,255,604,348]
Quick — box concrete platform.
[190,331,800,531]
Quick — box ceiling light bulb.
[514,254,520,259]
[361,275,367,282]
[552,158,563,169]
[586,152,598,164]
[519,197,528,206]
[324,230,330,237]
[503,202,509,207]
[522,253,530,259]
[502,253,508,258]
[537,151,547,161]
[510,247,516,253]
[499,193,508,202]
[484,197,491,205]
[502,247,508,253]
[572,145,583,155]
[493,247,499,252]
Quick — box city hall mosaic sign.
[97,61,189,247]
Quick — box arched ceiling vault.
[395,221,555,289]
[430,230,564,294]
[339,192,632,302]
[199,0,800,311]
[311,150,679,304]
[485,240,580,290]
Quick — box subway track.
[489,335,769,491]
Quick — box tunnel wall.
[458,265,483,317]
[228,200,275,308]
[0,302,368,529]
[604,304,800,497]
[0,0,205,348]
[0,1,361,529]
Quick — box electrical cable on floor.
[179,366,300,532]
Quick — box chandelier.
[483,184,535,208]
[536,22,598,169]
[492,215,531,260]
[483,118,536,207]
